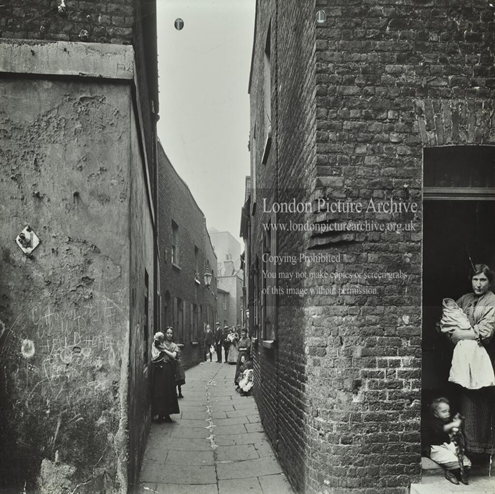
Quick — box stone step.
[411,475,495,494]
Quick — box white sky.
[156,0,256,238]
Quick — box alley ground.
[138,361,294,494]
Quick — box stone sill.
[0,40,135,80]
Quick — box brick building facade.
[246,1,495,493]
[0,1,158,492]
[157,142,218,369]
[209,229,244,328]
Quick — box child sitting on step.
[425,397,471,485]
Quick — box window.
[264,26,272,136]
[171,221,179,265]
[163,291,171,327]
[194,246,200,283]
[174,297,184,343]
[253,255,260,339]
[191,304,197,341]
[262,229,269,339]
[144,270,149,363]
[251,126,257,208]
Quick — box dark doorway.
[422,145,495,463]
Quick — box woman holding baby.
[441,264,495,456]
[151,327,180,423]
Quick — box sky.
[156,0,256,239]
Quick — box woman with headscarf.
[152,328,180,422]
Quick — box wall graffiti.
[29,297,125,383]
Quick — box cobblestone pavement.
[138,360,295,494]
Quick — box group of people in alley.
[151,323,253,423]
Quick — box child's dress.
[426,416,472,471]
[239,369,254,394]
[440,298,495,389]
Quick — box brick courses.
[0,0,135,44]
[248,0,495,493]
[157,143,217,370]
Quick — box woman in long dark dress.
[448,264,495,456]
[234,328,251,384]
[152,328,180,423]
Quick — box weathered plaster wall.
[0,78,131,492]
[127,107,155,490]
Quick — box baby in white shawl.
[440,298,495,389]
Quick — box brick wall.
[249,0,495,493]
[249,0,316,492]
[157,143,217,370]
[309,1,494,492]
[0,0,134,43]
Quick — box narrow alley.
[138,362,294,494]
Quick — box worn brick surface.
[248,0,495,493]
[157,143,218,371]
[0,0,135,44]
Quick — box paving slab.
[210,405,236,412]
[232,402,259,411]
[139,362,294,494]
[214,424,247,435]
[217,456,283,480]
[216,444,260,462]
[226,410,255,419]
[159,463,216,484]
[411,476,495,494]
[174,418,209,427]
[154,484,218,494]
[177,404,207,411]
[245,422,264,433]
[165,450,215,466]
[215,432,267,446]
[255,441,277,458]
[170,426,210,439]
[148,436,211,451]
[259,474,294,494]
[219,477,263,494]
[214,416,250,426]
[181,410,210,420]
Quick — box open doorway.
[422,146,495,478]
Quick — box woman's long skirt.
[152,361,180,417]
[234,349,250,384]
[227,343,238,364]
[459,386,495,454]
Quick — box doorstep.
[410,458,495,494]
